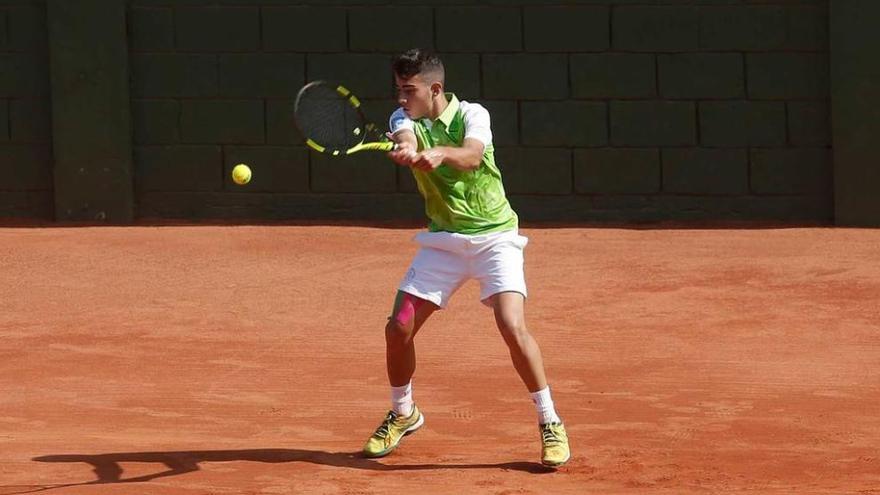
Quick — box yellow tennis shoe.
[363,405,424,458]
[540,421,570,467]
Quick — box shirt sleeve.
[389,107,415,135]
[461,102,492,146]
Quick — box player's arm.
[411,140,484,172]
[387,130,419,167]
[390,129,417,148]
[386,109,419,166]
[410,103,491,172]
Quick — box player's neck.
[428,93,449,121]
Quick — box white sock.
[391,381,414,417]
[530,386,561,425]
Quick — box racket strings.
[295,83,364,150]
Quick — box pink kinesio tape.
[394,294,424,327]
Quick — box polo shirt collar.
[434,93,459,129]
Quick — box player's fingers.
[413,158,431,170]
[387,151,407,165]
[392,150,419,168]
[397,143,414,157]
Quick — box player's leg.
[364,237,467,458]
[490,291,570,467]
[363,292,436,459]
[489,292,560,425]
[489,291,547,393]
[387,239,465,396]
[477,231,570,467]
[385,290,438,394]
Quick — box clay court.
[1,224,878,494]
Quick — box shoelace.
[541,424,562,446]
[374,411,398,440]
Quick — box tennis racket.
[293,80,398,156]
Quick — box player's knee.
[496,309,526,334]
[385,293,424,347]
[385,318,413,348]
[497,315,529,348]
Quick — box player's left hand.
[411,149,444,171]
[387,141,418,167]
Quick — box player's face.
[394,73,433,120]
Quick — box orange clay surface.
[1,225,879,494]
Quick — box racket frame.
[294,81,397,156]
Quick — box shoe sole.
[541,451,571,468]
[363,412,425,459]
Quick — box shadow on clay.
[10,448,555,493]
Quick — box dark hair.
[392,48,445,82]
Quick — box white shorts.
[398,229,528,309]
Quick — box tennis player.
[362,48,570,467]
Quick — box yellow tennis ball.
[232,164,251,185]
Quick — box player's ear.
[430,81,443,97]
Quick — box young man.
[361,48,570,467]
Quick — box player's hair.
[392,48,445,83]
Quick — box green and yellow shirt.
[389,93,518,235]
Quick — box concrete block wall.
[0,0,52,218]
[0,0,833,223]
[129,0,831,222]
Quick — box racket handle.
[348,141,397,153]
[382,132,399,151]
